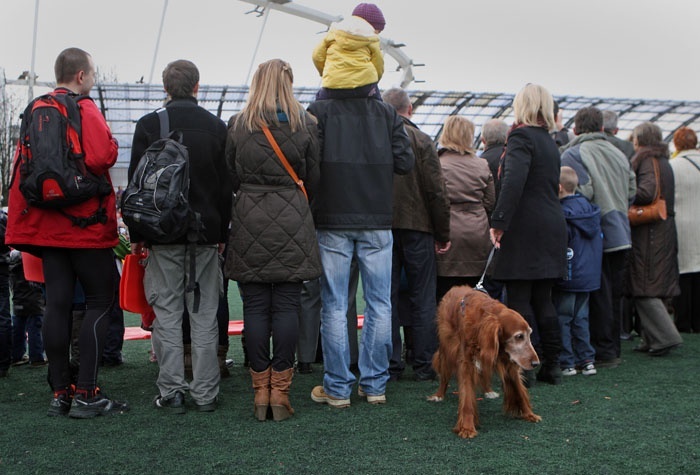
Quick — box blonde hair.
[512,83,556,131]
[439,116,475,154]
[237,59,305,132]
[559,166,579,193]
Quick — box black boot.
[536,317,562,385]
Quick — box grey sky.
[2,0,698,100]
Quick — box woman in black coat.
[225,59,322,421]
[628,122,682,356]
[490,84,567,384]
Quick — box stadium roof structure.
[92,83,700,186]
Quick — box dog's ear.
[478,314,501,374]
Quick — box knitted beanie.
[352,3,386,32]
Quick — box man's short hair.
[602,110,619,133]
[560,166,578,193]
[574,106,603,134]
[54,47,92,84]
[162,60,199,99]
[481,119,508,146]
[381,88,411,114]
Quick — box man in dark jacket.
[480,118,508,186]
[308,94,414,407]
[382,88,450,381]
[129,60,231,413]
[0,211,10,378]
[603,111,635,160]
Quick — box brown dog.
[427,285,541,438]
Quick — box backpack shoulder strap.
[156,108,169,139]
[51,92,83,139]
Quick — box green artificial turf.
[1,291,698,474]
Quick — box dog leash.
[474,246,496,294]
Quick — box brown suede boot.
[250,367,271,421]
[218,345,230,378]
[270,368,295,421]
[184,344,192,380]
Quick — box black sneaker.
[47,392,73,417]
[69,391,129,419]
[154,391,186,414]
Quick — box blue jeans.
[12,314,45,362]
[0,271,10,371]
[554,290,596,368]
[318,229,393,399]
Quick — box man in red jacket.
[5,47,128,418]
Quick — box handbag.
[262,126,308,200]
[628,157,667,226]
[119,253,152,314]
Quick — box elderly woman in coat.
[225,59,322,421]
[670,127,700,333]
[628,122,683,355]
[489,84,567,385]
[435,115,495,302]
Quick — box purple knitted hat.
[352,3,386,32]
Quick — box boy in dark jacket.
[9,251,46,366]
[554,167,603,376]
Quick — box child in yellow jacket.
[312,3,385,100]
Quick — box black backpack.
[12,92,112,227]
[121,108,202,309]
[121,108,198,243]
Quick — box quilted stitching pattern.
[225,121,321,283]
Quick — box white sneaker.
[357,387,386,404]
[581,363,597,376]
[561,367,577,377]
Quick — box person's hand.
[131,242,147,256]
[218,243,226,254]
[435,241,451,254]
[489,228,504,249]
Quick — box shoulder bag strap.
[262,125,308,200]
[651,157,662,202]
[683,155,700,173]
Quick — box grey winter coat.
[224,113,322,283]
[560,132,636,252]
[627,145,680,298]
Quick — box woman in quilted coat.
[225,59,322,421]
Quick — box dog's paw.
[522,412,542,423]
[483,391,500,399]
[453,426,478,439]
[426,394,443,402]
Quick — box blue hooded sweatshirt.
[557,194,603,292]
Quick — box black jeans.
[390,230,439,378]
[505,279,561,367]
[42,248,116,391]
[589,250,628,360]
[239,282,301,372]
[0,269,10,372]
